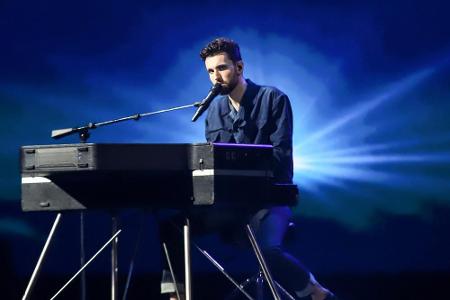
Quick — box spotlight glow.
[293,64,450,227]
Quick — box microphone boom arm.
[51,102,202,142]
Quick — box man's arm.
[269,94,294,183]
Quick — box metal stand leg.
[111,216,119,300]
[227,272,295,300]
[245,224,281,300]
[122,217,145,300]
[255,271,264,300]
[184,218,192,300]
[198,247,254,300]
[80,212,86,300]
[22,213,62,300]
[50,229,122,299]
[163,242,181,300]
[252,271,295,300]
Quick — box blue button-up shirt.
[205,79,293,183]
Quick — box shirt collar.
[218,78,260,117]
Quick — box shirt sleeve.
[205,115,210,142]
[269,93,294,183]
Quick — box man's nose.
[213,70,222,82]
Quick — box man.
[199,37,337,300]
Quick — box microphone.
[191,83,222,122]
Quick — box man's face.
[204,52,242,95]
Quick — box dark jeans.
[251,206,311,295]
[158,205,311,295]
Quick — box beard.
[219,72,239,95]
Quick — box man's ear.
[236,61,244,74]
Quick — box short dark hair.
[200,37,242,62]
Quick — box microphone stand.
[51,102,202,142]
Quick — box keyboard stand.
[22,212,122,300]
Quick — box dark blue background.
[1,0,450,299]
